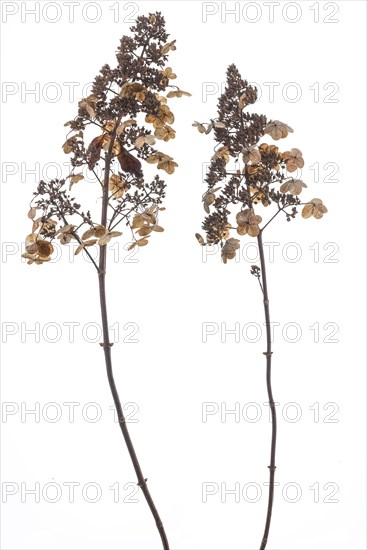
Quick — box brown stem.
[97,132,170,549]
[257,230,277,550]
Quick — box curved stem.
[257,230,277,550]
[98,132,169,550]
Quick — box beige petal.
[131,214,145,229]
[94,225,107,238]
[81,228,95,240]
[302,204,314,219]
[84,239,97,247]
[137,238,149,247]
[236,210,250,225]
[195,233,205,245]
[58,224,75,234]
[98,234,112,246]
[137,226,152,237]
[25,233,36,246]
[237,225,247,236]
[146,154,160,164]
[134,136,146,148]
[28,207,37,220]
[145,135,156,145]
[26,243,38,254]
[248,224,260,237]
[75,243,85,255]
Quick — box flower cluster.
[24,13,190,265]
[194,64,327,263]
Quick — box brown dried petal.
[302,204,314,219]
[136,238,149,247]
[93,225,107,238]
[236,210,251,225]
[247,224,260,237]
[195,233,205,245]
[87,134,104,170]
[75,243,85,255]
[137,226,152,237]
[98,234,112,246]
[84,239,97,247]
[192,121,206,134]
[81,228,95,240]
[28,207,37,220]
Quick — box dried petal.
[195,233,205,245]
[136,238,149,247]
[28,207,37,220]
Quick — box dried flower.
[160,67,177,80]
[109,174,126,199]
[154,125,176,141]
[221,238,240,263]
[211,146,230,164]
[146,152,178,174]
[146,105,175,129]
[161,39,176,54]
[236,209,262,237]
[56,224,76,245]
[203,187,221,214]
[280,179,307,195]
[302,198,328,219]
[23,236,54,264]
[119,82,147,101]
[242,145,262,164]
[283,148,304,172]
[166,89,191,98]
[264,120,293,140]
[66,173,84,190]
[134,134,156,148]
[192,121,207,134]
[78,95,98,118]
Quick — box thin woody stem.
[257,230,277,550]
[98,128,169,550]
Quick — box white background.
[1,1,366,549]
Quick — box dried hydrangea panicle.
[24,12,190,265]
[194,63,328,550]
[194,64,327,263]
[23,12,185,550]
